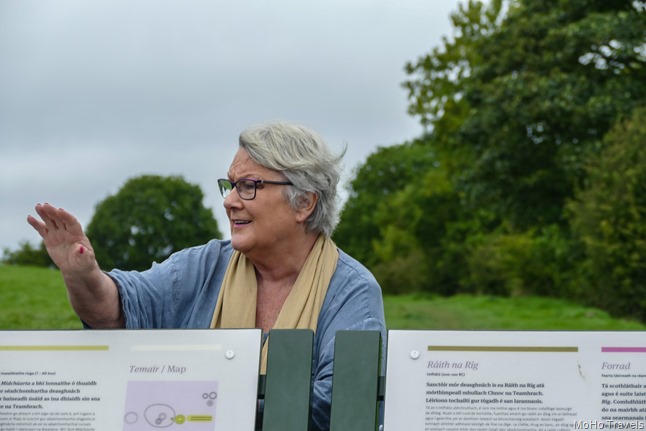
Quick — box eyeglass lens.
[218,179,256,200]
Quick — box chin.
[230,233,251,254]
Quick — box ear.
[295,192,319,223]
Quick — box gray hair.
[239,120,345,237]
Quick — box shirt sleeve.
[107,239,231,328]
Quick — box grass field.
[1,265,644,331]
[384,293,646,331]
[0,265,82,329]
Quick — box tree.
[333,139,437,268]
[465,0,645,228]
[403,0,505,180]
[2,241,53,267]
[568,107,646,321]
[403,0,504,129]
[405,0,646,230]
[371,167,466,295]
[86,175,221,271]
[338,0,644,310]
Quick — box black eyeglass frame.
[217,178,293,200]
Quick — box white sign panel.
[0,329,262,431]
[384,330,646,430]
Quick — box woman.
[27,120,386,430]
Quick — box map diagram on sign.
[123,381,218,430]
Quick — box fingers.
[34,203,56,230]
[51,205,85,237]
[27,214,48,238]
[29,203,85,238]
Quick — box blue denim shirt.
[108,239,386,431]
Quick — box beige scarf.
[210,234,339,373]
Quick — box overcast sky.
[0,0,461,254]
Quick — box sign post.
[384,330,646,430]
[0,329,262,431]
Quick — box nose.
[223,188,242,211]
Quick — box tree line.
[333,0,646,322]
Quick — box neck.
[250,232,320,285]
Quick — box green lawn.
[1,265,644,331]
[384,293,646,331]
[0,265,82,329]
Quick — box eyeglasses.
[217,178,293,200]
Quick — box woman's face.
[223,148,307,259]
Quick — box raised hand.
[27,203,123,328]
[27,203,97,274]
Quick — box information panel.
[0,329,262,431]
[384,330,646,430]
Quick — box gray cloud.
[0,0,459,253]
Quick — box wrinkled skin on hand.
[27,203,98,274]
